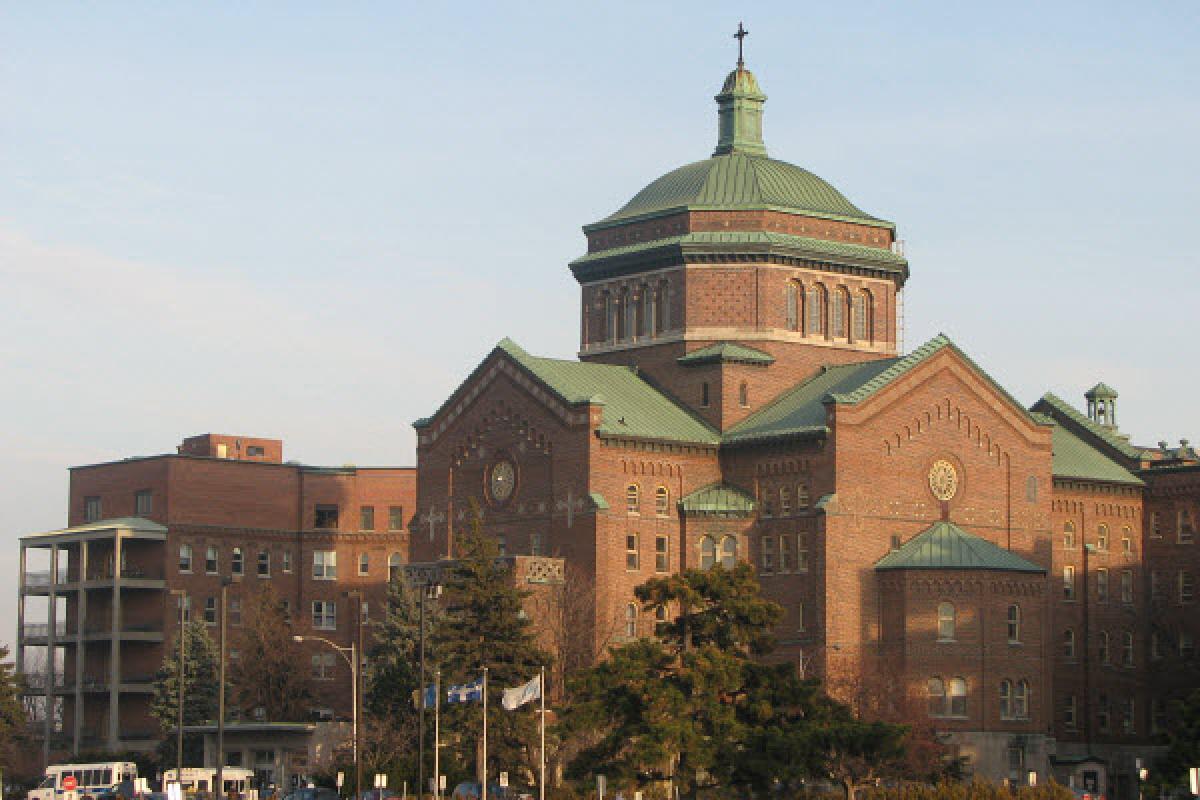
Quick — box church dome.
[587,63,888,231]
[595,151,882,228]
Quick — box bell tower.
[569,39,908,431]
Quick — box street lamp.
[417,583,441,800]
[169,589,188,785]
[294,633,358,798]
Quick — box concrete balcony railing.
[22,622,68,639]
[86,566,167,582]
[24,570,52,587]
[23,672,66,690]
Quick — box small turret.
[1085,382,1118,428]
[714,23,767,157]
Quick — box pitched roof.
[678,482,757,516]
[676,342,775,367]
[1049,422,1143,486]
[874,521,1044,573]
[417,339,719,446]
[723,333,1039,447]
[1033,393,1143,461]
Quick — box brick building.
[408,56,1200,793]
[18,433,414,772]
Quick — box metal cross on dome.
[733,21,749,68]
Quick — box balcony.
[21,622,68,643]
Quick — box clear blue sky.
[2,1,1198,651]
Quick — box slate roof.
[1048,423,1143,486]
[678,482,757,516]
[874,521,1044,573]
[586,152,892,231]
[416,339,719,447]
[676,342,775,367]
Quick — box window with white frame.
[206,546,218,574]
[232,547,244,576]
[624,602,637,638]
[797,532,810,571]
[282,550,292,573]
[626,485,640,515]
[1122,631,1134,666]
[1098,524,1109,551]
[229,597,242,626]
[388,553,403,582]
[937,602,956,641]
[313,550,337,580]
[626,533,639,570]
[1097,568,1109,602]
[1007,604,1021,643]
[204,597,217,625]
[135,490,153,516]
[311,652,336,681]
[761,535,776,573]
[1181,570,1195,604]
[780,487,792,516]
[700,536,716,570]
[1063,628,1076,660]
[780,534,795,572]
[655,535,668,572]
[654,487,669,517]
[257,550,270,577]
[1063,522,1076,549]
[1064,566,1076,600]
[84,496,102,522]
[179,544,193,573]
[358,553,369,576]
[1121,569,1133,604]
[719,535,737,568]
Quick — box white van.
[163,768,256,799]
[28,762,138,800]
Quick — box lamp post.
[169,589,188,784]
[217,578,231,800]
[294,633,358,798]
[417,583,441,800]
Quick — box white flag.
[501,674,541,710]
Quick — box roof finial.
[733,22,749,69]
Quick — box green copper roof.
[570,231,907,279]
[677,342,775,367]
[587,491,610,510]
[1032,393,1142,461]
[1085,382,1118,399]
[875,521,1044,573]
[496,339,719,446]
[588,152,890,231]
[1048,420,1143,486]
[678,482,757,516]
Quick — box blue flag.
[411,684,438,710]
[446,679,484,704]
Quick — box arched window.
[388,553,403,582]
[927,677,946,717]
[852,291,871,342]
[655,280,670,332]
[786,281,802,331]
[999,679,1013,719]
[1007,604,1021,643]
[720,535,737,568]
[641,284,654,338]
[626,484,640,514]
[628,286,638,340]
[624,603,638,638]
[1098,631,1110,663]
[1122,526,1133,554]
[1014,680,1029,719]
[937,601,956,641]
[948,677,967,716]
[654,486,669,517]
[604,291,616,344]
[1063,522,1076,549]
[806,285,826,335]
[1063,628,1076,659]
[738,382,749,407]
[1098,524,1109,551]
[700,536,716,570]
[832,287,849,338]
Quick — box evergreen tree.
[432,508,551,787]
[0,644,30,773]
[363,572,440,781]
[151,620,220,766]
[229,586,312,721]
[1153,688,1200,794]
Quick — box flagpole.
[482,667,489,800]
[539,666,546,800]
[434,669,441,800]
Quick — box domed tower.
[571,54,909,431]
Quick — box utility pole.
[170,589,188,783]
[216,578,231,800]
[417,583,441,800]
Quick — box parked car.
[450,784,518,800]
[282,789,340,800]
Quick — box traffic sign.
[63,776,78,791]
